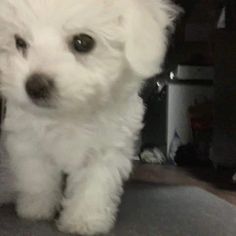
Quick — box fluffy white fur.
[0,0,179,235]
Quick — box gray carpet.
[0,183,236,236]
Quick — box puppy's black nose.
[25,73,54,101]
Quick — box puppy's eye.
[72,34,95,53]
[15,35,28,54]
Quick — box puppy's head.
[0,0,179,114]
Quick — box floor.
[131,163,236,206]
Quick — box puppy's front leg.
[7,136,61,220]
[15,158,61,221]
[58,153,132,235]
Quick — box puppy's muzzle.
[25,73,55,106]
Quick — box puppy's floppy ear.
[123,0,181,77]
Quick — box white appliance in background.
[167,82,213,157]
[166,65,214,160]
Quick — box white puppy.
[0,0,179,235]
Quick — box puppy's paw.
[57,207,114,235]
[16,194,56,221]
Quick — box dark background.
[140,0,236,167]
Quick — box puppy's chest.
[37,121,101,168]
[6,111,105,169]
